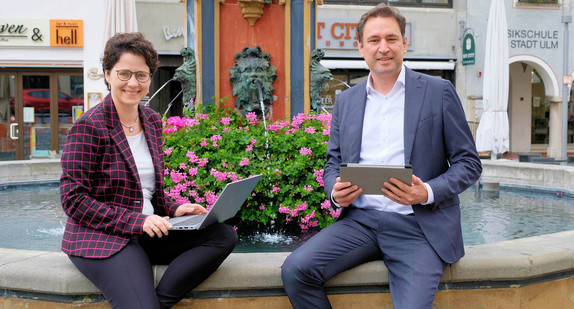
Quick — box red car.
[10,89,84,113]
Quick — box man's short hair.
[357,3,407,43]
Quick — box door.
[0,70,84,160]
[0,74,16,160]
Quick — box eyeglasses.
[115,70,152,83]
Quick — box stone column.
[547,96,563,158]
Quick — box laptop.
[168,175,262,230]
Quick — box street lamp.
[562,0,572,162]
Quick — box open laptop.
[168,175,262,230]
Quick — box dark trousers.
[69,223,237,309]
[281,208,446,309]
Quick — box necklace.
[119,115,139,132]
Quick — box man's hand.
[381,175,428,205]
[333,177,363,207]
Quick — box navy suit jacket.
[60,94,180,258]
[324,67,482,263]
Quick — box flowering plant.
[162,102,340,232]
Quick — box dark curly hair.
[357,3,406,44]
[102,32,160,90]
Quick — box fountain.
[1,159,573,307]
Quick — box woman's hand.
[174,203,208,217]
[143,215,171,238]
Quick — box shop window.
[515,0,559,7]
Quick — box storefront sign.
[163,25,184,41]
[508,29,559,49]
[50,20,83,47]
[0,19,83,47]
[0,19,49,46]
[317,18,413,50]
[462,33,475,66]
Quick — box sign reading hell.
[50,20,83,47]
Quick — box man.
[281,3,482,308]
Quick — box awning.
[320,60,456,71]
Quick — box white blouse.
[126,131,156,215]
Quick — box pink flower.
[186,151,198,163]
[246,112,259,125]
[179,163,187,169]
[170,170,186,183]
[321,199,331,209]
[211,134,222,147]
[314,169,325,187]
[304,185,312,192]
[299,147,312,155]
[220,117,231,125]
[164,148,173,155]
[330,209,341,218]
[189,167,197,176]
[239,158,249,166]
[200,139,208,147]
[246,137,257,151]
[274,169,282,176]
[259,205,265,210]
[304,127,316,134]
[272,186,280,194]
[197,158,209,167]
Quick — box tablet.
[339,163,412,195]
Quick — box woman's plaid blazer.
[60,94,180,258]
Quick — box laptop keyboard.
[174,214,206,227]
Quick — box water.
[1,184,573,252]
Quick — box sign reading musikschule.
[0,19,83,47]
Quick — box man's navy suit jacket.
[324,67,482,264]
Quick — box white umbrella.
[103,0,138,44]
[475,0,510,158]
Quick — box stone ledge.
[1,230,574,297]
[480,159,574,193]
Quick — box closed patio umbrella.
[475,0,510,158]
[103,0,138,43]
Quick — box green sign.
[462,33,475,66]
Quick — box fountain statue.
[310,48,333,113]
[229,46,277,118]
[173,47,197,113]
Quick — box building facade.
[317,0,573,158]
[0,0,185,161]
[1,0,572,161]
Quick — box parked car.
[10,89,84,113]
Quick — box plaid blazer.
[60,94,179,258]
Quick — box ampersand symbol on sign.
[31,28,43,41]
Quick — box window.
[515,0,559,7]
[324,0,452,8]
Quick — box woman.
[60,32,237,309]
